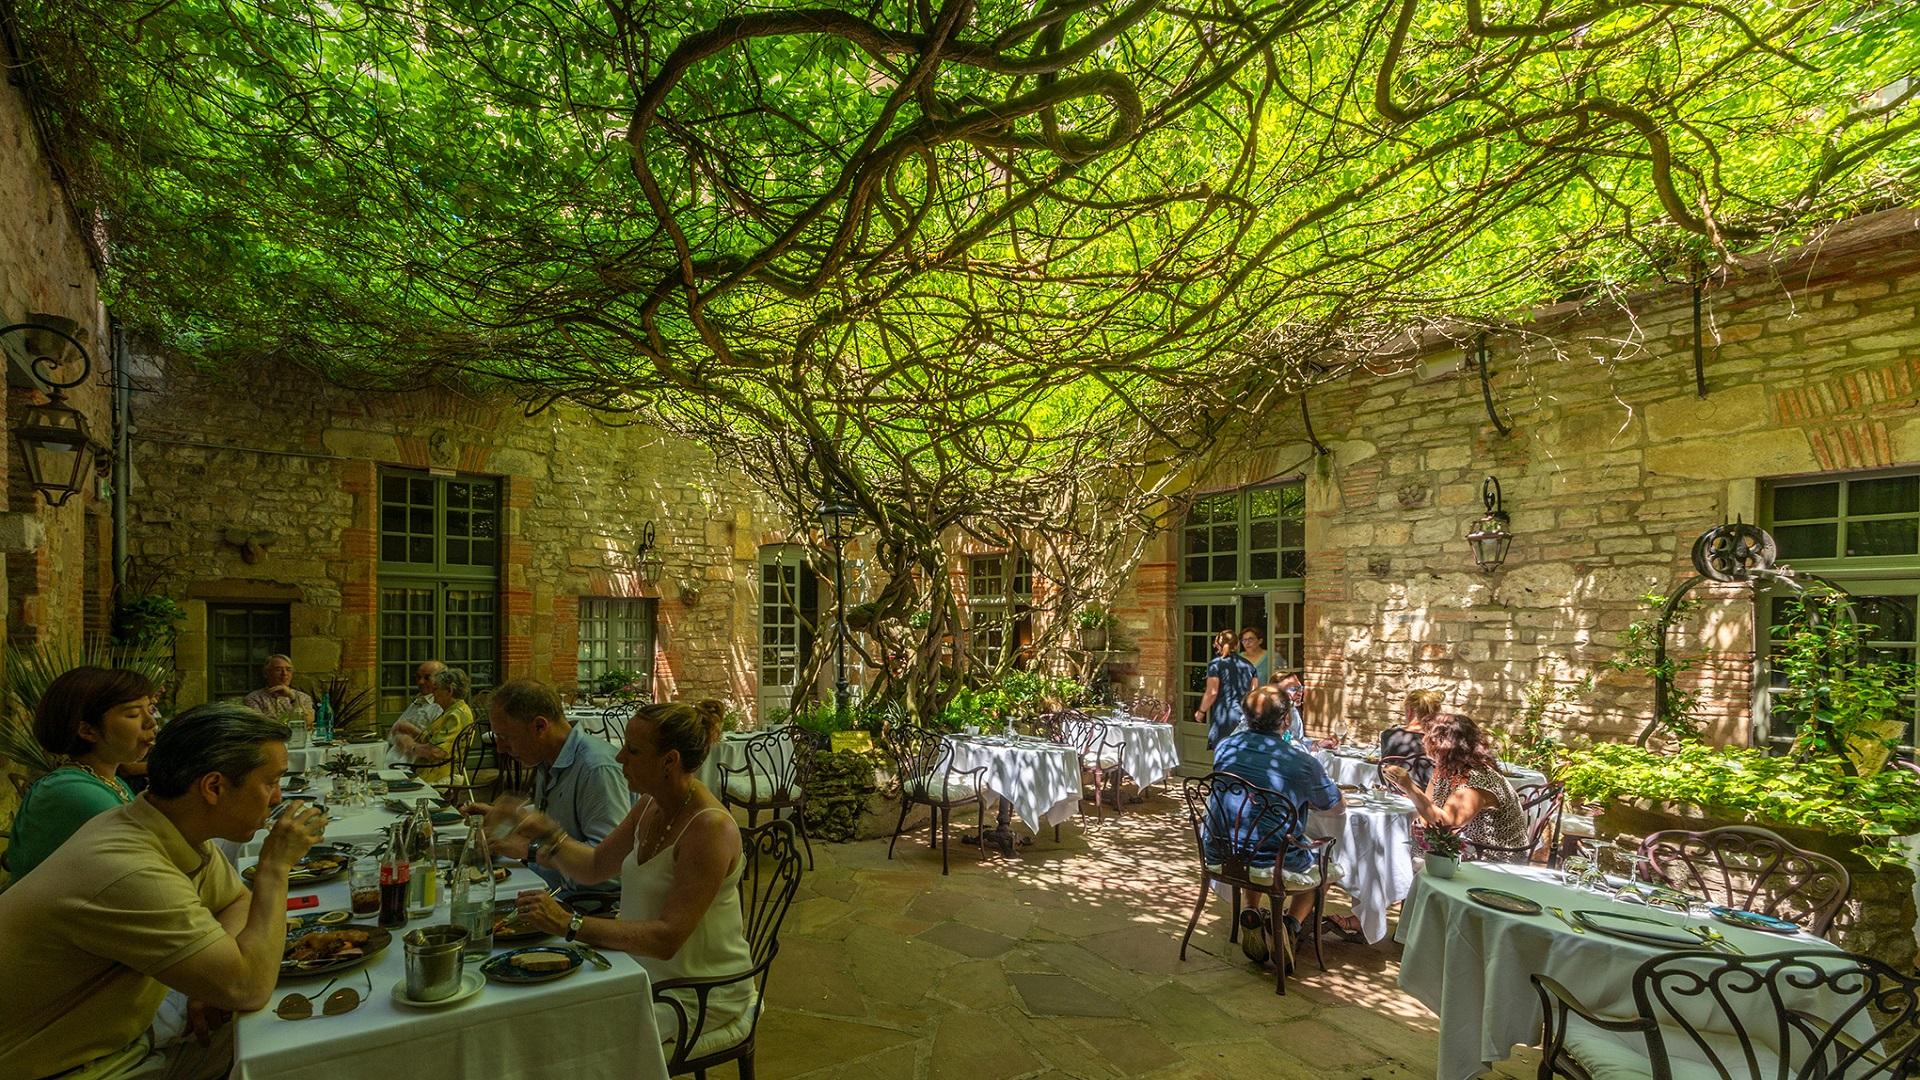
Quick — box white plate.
[390,968,485,1009]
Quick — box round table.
[1305,792,1416,943]
[284,739,385,776]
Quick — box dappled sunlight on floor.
[745,792,1541,1079]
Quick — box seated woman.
[1382,712,1527,854]
[1377,688,1443,789]
[5,667,159,880]
[391,667,473,785]
[503,699,753,1048]
[1207,686,1344,970]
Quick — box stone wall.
[128,359,797,720]
[1111,211,1920,759]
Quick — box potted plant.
[1416,823,1464,878]
[1076,604,1117,651]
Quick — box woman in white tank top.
[489,698,754,1046]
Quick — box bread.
[510,952,572,973]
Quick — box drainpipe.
[110,315,130,599]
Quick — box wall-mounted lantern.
[4,318,97,507]
[1466,475,1513,572]
[633,521,663,582]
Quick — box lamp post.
[3,318,96,507]
[1466,474,1513,572]
[817,501,860,718]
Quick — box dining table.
[235,859,669,1080]
[283,737,386,777]
[1303,790,1417,943]
[1095,717,1181,791]
[1315,747,1547,792]
[1395,861,1859,1080]
[943,733,1083,853]
[220,770,456,861]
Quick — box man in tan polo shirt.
[0,701,328,1079]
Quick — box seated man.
[0,703,329,1080]
[241,654,314,727]
[466,679,633,904]
[385,659,445,766]
[1208,684,1343,971]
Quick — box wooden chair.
[885,726,986,875]
[1533,949,1919,1080]
[1177,772,1338,995]
[717,726,817,870]
[1463,782,1563,866]
[654,819,805,1080]
[1637,824,1852,938]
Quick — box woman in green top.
[5,667,159,880]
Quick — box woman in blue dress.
[1192,629,1256,750]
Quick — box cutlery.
[1548,906,1585,934]
[568,943,613,970]
[1690,925,1743,954]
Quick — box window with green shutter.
[377,469,500,719]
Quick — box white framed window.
[577,597,657,690]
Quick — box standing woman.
[1238,627,1271,686]
[504,699,752,1047]
[5,667,159,880]
[393,667,474,784]
[1193,629,1257,751]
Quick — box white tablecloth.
[219,772,453,860]
[944,735,1082,830]
[236,863,667,1080]
[284,740,385,776]
[1396,862,1852,1080]
[1315,750,1548,794]
[1306,793,1416,943]
[698,731,792,797]
[1101,719,1180,790]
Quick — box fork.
[1687,925,1742,954]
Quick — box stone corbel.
[222,528,282,564]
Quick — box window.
[1179,600,1241,718]
[208,603,290,701]
[968,553,1033,669]
[1181,482,1305,587]
[1761,469,1920,753]
[378,470,500,717]
[577,597,658,690]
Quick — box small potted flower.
[1415,824,1464,878]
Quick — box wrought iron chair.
[597,702,634,744]
[1463,781,1564,866]
[1638,824,1852,938]
[1177,772,1339,995]
[716,726,817,870]
[435,721,489,805]
[654,819,805,1080]
[1378,752,1434,791]
[1131,695,1172,724]
[1056,710,1128,821]
[1533,949,1919,1080]
[885,726,987,875]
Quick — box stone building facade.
[1106,211,1920,771]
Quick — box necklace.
[641,786,697,863]
[68,762,131,803]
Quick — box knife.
[568,943,613,970]
[1548,906,1585,934]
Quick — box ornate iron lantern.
[1466,475,1512,572]
[3,319,96,507]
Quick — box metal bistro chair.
[717,726,818,870]
[435,721,487,805]
[1057,710,1129,821]
[654,819,805,1080]
[1177,772,1339,995]
[1463,781,1565,866]
[885,726,987,875]
[1533,949,1920,1080]
[1378,752,1434,792]
[1131,695,1173,724]
[597,702,634,744]
[1637,824,1852,939]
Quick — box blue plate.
[1707,906,1799,933]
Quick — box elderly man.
[0,703,329,1079]
[465,679,631,903]
[386,659,445,765]
[241,655,313,727]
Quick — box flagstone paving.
[748,794,1543,1080]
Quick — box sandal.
[1238,908,1270,965]
[1322,915,1366,944]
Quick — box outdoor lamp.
[633,520,664,582]
[816,499,862,715]
[3,318,96,507]
[1466,474,1512,572]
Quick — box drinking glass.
[1331,717,1352,747]
[1560,852,1591,889]
[348,858,382,918]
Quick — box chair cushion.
[657,999,760,1061]
[1564,1018,1783,1080]
[1561,813,1596,839]
[723,775,799,803]
[1206,861,1342,888]
[907,773,980,803]
[1093,751,1123,770]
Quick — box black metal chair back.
[1465,781,1563,864]
[1057,712,1121,763]
[1179,772,1305,884]
[888,726,972,802]
[597,702,634,744]
[1379,752,1434,790]
[730,727,804,802]
[1639,824,1852,937]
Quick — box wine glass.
[1331,716,1352,748]
[1560,851,1591,889]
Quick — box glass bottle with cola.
[450,822,495,959]
[406,799,439,918]
[378,820,411,929]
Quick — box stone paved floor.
[747,793,1543,1080]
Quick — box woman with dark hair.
[497,699,752,1048]
[5,667,159,880]
[1381,713,1526,851]
[1193,629,1257,750]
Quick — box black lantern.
[1466,475,1512,572]
[4,319,96,507]
[817,500,861,716]
[633,521,664,582]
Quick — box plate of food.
[482,946,582,984]
[245,848,350,886]
[281,926,391,977]
[1707,906,1800,933]
[491,900,552,944]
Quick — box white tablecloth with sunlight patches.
[1396,862,1855,1080]
[944,735,1082,829]
[1305,792,1416,944]
[1101,719,1181,789]
[236,865,668,1080]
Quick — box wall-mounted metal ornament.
[3,318,97,506]
[1471,333,1513,437]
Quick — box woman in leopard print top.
[1381,713,1527,853]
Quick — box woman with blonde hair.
[500,699,752,1047]
[1378,688,1443,787]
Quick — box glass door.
[758,546,817,720]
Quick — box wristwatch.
[565,911,585,942]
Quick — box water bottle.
[406,799,439,917]
[314,696,333,743]
[451,825,495,959]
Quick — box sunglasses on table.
[274,970,372,1020]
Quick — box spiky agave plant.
[0,638,174,778]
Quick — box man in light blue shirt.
[470,679,632,903]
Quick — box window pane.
[1849,476,1918,517]
[1846,519,1917,558]
[1774,523,1836,561]
[1853,595,1918,643]
[1773,483,1839,521]
[1249,552,1277,580]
